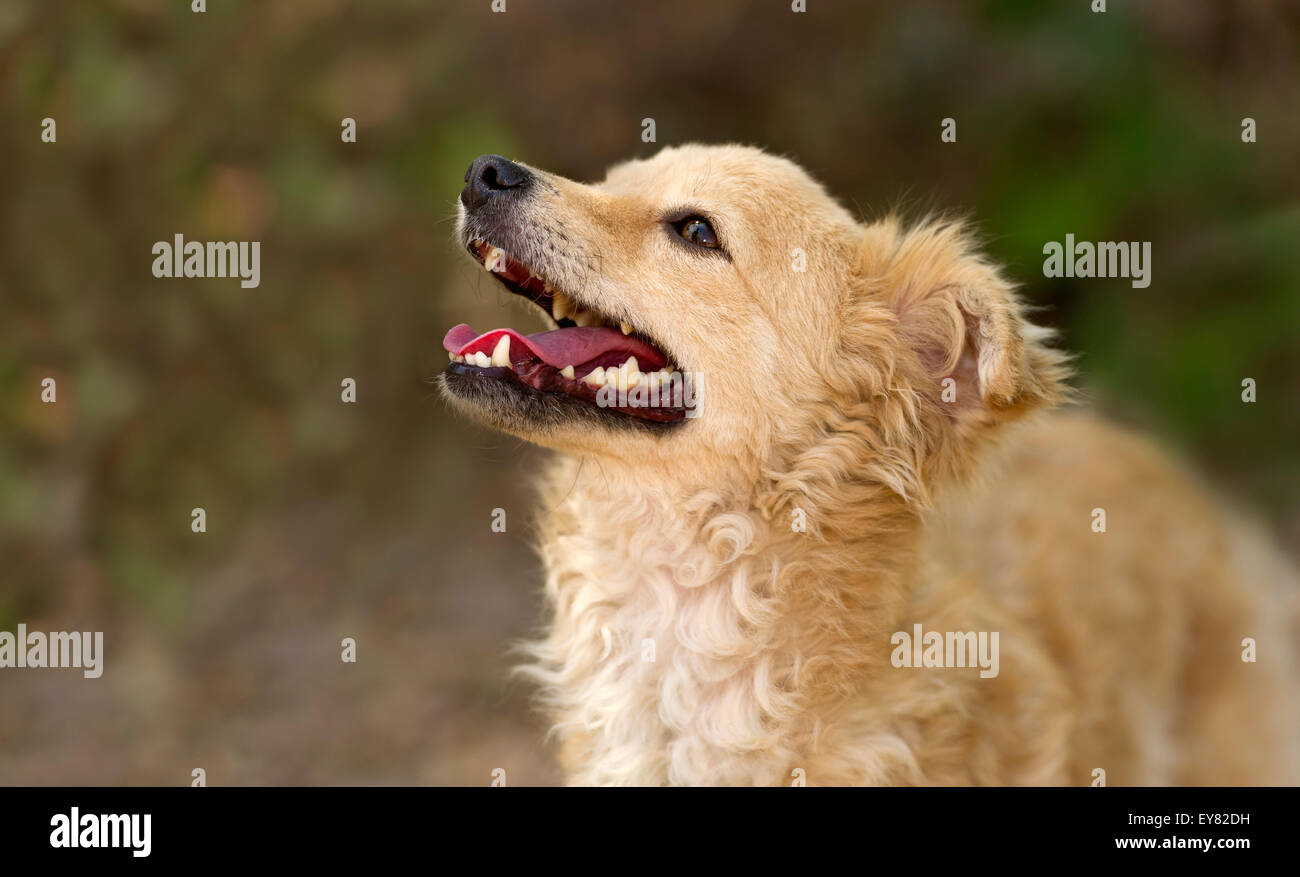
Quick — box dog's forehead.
[596,147,815,207]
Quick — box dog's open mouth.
[443,240,690,423]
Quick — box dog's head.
[441,144,1068,502]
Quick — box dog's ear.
[763,217,1069,517]
[845,217,1070,491]
[861,216,1067,419]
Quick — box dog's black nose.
[461,155,532,212]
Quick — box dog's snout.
[461,154,532,212]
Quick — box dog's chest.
[534,495,799,785]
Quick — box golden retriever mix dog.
[439,144,1299,786]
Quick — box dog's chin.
[438,368,684,449]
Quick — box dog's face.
[442,144,1065,495]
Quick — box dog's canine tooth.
[491,335,512,367]
[583,366,605,386]
[484,246,507,273]
[620,322,632,335]
[560,365,575,379]
[612,357,640,389]
[553,292,571,320]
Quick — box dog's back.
[921,409,1300,784]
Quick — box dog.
[439,144,1299,785]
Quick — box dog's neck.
[520,454,922,785]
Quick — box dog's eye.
[676,217,719,249]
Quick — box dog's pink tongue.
[443,324,667,370]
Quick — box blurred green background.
[0,0,1296,784]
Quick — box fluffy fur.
[443,144,1300,785]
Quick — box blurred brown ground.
[0,1,1296,784]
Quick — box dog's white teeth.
[472,351,491,367]
[552,292,571,320]
[575,309,601,327]
[620,322,632,335]
[490,335,512,367]
[560,365,575,379]
[604,356,641,389]
[484,246,507,273]
[583,366,605,386]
